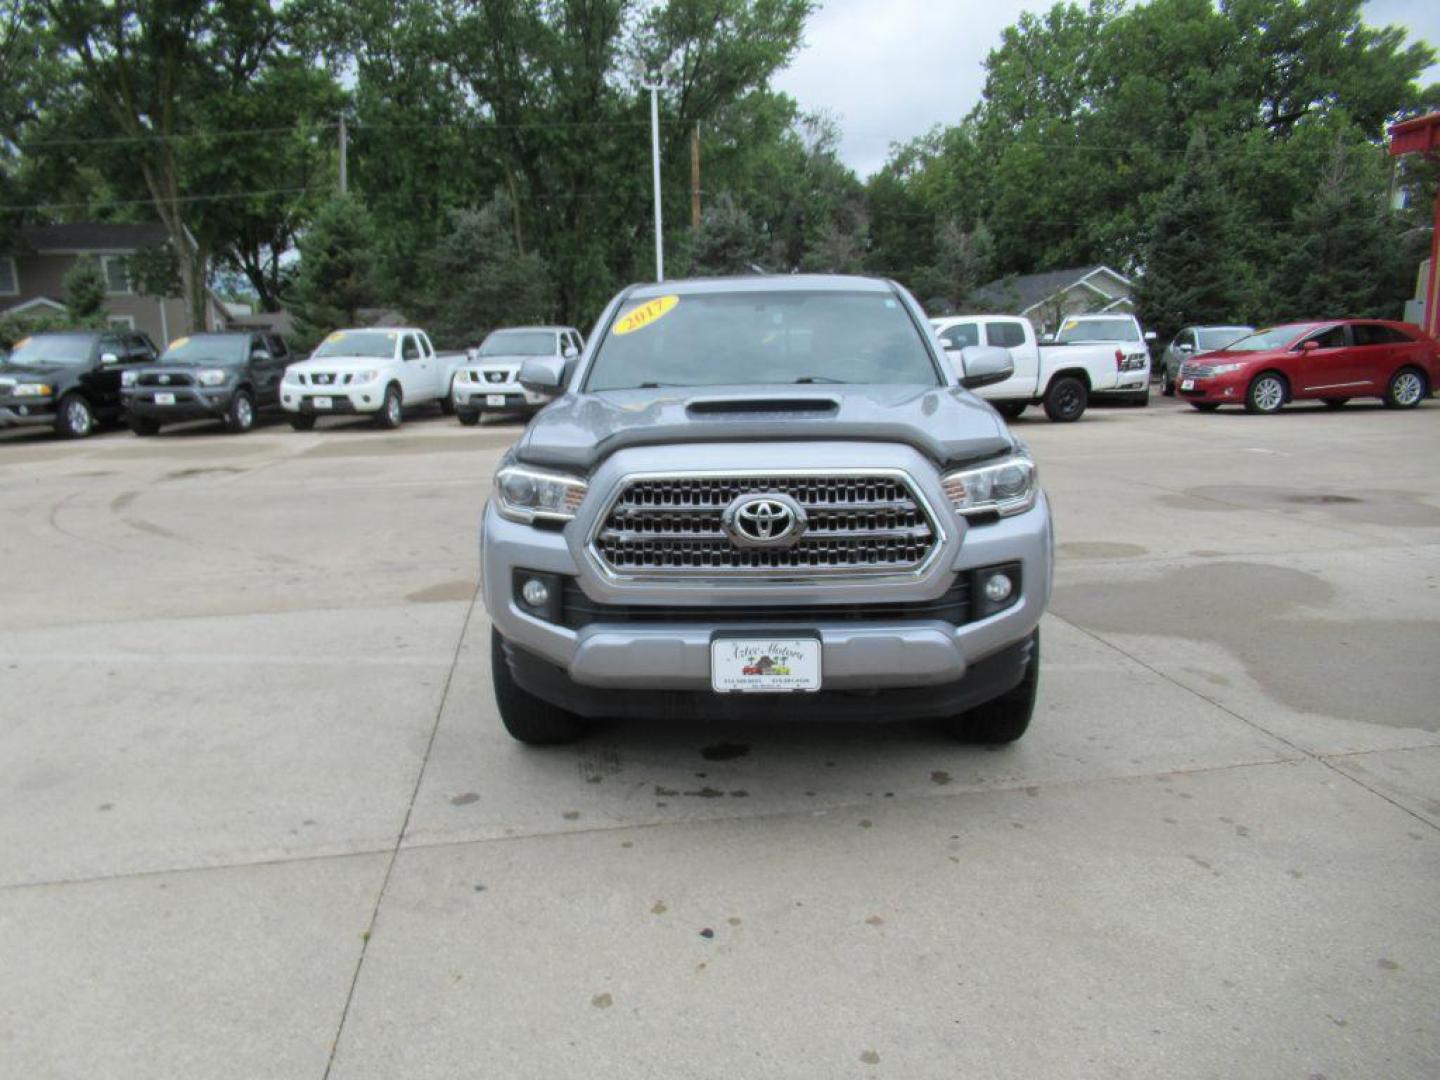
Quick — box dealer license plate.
[711,637,822,693]
[312,396,332,409]
[152,392,175,405]
[486,394,508,407]
[1180,379,1195,391]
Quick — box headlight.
[282,367,300,384]
[1209,362,1246,375]
[121,370,137,387]
[494,464,588,523]
[352,369,378,383]
[941,452,1037,518]
[14,383,52,397]
[197,369,228,387]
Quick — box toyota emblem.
[722,492,808,548]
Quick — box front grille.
[139,371,195,387]
[591,472,940,578]
[1181,363,1217,378]
[484,370,509,384]
[560,577,972,629]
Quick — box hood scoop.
[685,396,839,419]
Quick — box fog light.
[984,573,1014,604]
[521,578,550,608]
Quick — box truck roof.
[625,274,896,300]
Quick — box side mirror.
[99,352,119,366]
[1300,340,1320,352]
[519,355,565,393]
[251,350,270,362]
[957,345,1015,390]
[1177,343,1194,353]
[562,345,578,359]
[1144,330,1157,342]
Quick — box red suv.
[1177,320,1438,414]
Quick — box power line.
[0,186,319,212]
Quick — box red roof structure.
[1388,112,1440,337]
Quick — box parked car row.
[0,323,583,439]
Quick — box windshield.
[587,290,940,391]
[311,330,398,359]
[1056,317,1141,343]
[3,333,96,366]
[160,334,249,365]
[1223,325,1316,352]
[479,330,557,357]
[1196,327,1253,350]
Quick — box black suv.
[0,329,158,438]
[122,331,291,435]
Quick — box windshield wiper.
[794,376,848,384]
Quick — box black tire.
[1042,376,1087,422]
[55,393,95,439]
[439,394,456,416]
[1129,383,1151,407]
[224,389,256,434]
[128,416,161,436]
[1160,367,1175,396]
[491,629,587,745]
[457,410,481,426]
[375,384,403,429]
[1322,397,1349,409]
[1383,367,1427,410]
[288,414,317,431]
[942,630,1039,744]
[1244,371,1287,414]
[994,402,1027,420]
[1190,402,1221,412]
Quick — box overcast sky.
[772,0,1440,178]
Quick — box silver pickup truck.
[480,275,1053,745]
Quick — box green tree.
[62,255,106,320]
[913,219,995,314]
[410,195,555,348]
[1134,131,1256,341]
[677,192,766,276]
[288,195,379,346]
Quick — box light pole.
[640,70,665,282]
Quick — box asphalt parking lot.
[1,395,1438,1079]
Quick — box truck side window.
[985,322,1026,349]
[402,335,421,361]
[941,324,979,349]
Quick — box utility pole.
[338,114,348,196]
[690,125,702,228]
[641,73,664,282]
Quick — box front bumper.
[0,399,58,427]
[123,388,233,420]
[453,384,547,412]
[483,476,1052,714]
[1177,373,1247,403]
[280,388,378,415]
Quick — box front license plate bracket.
[710,635,822,694]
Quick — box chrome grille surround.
[1180,362,1217,378]
[587,469,947,582]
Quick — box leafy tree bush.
[63,256,107,321]
[287,195,379,349]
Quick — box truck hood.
[287,356,391,372]
[515,384,1015,472]
[0,362,78,379]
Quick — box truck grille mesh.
[592,474,939,577]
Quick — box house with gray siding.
[968,265,1135,335]
[1,223,226,346]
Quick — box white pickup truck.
[280,327,464,430]
[931,313,1152,421]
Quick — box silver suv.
[481,276,1053,744]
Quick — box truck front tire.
[376,384,403,429]
[457,410,480,426]
[492,629,587,745]
[942,630,1038,744]
[994,402,1026,420]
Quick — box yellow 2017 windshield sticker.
[324,331,347,343]
[613,295,679,335]
[13,336,31,349]
[169,337,190,349]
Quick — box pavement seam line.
[320,584,481,1080]
[1048,611,1440,834]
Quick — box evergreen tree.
[1266,143,1411,323]
[1135,130,1255,342]
[288,196,379,347]
[62,256,107,322]
[677,194,767,277]
[411,195,555,349]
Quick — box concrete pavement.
[0,398,1436,1078]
